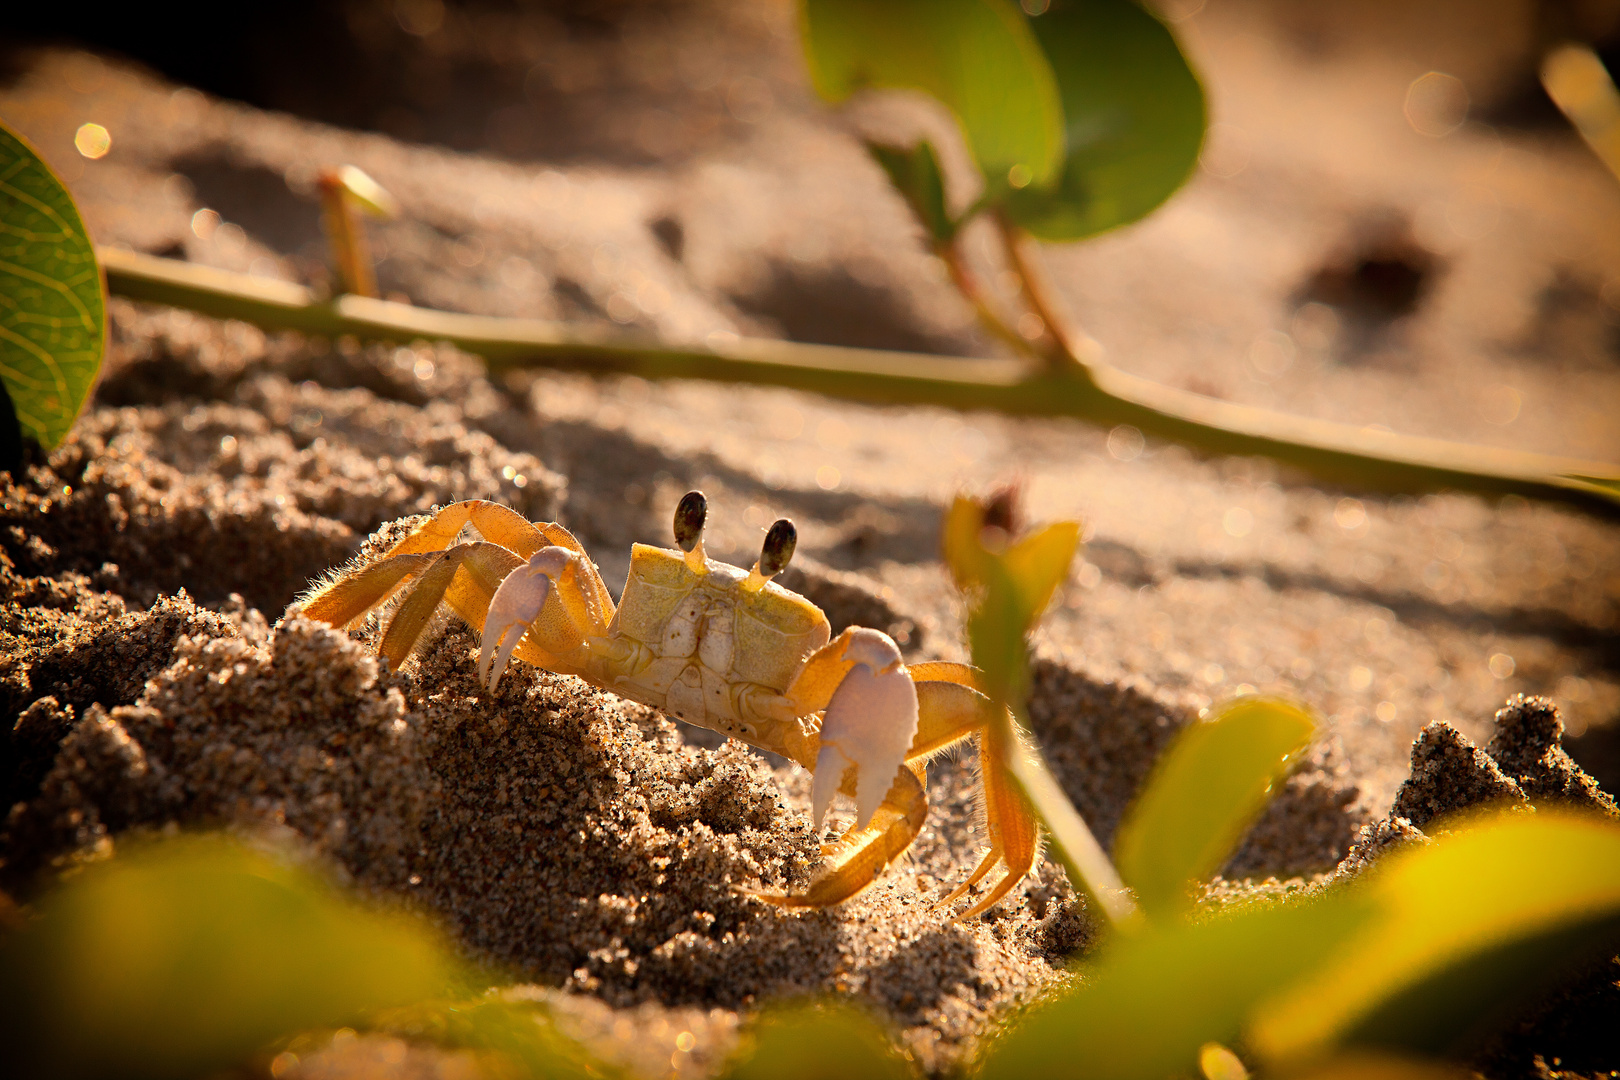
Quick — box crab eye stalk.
[674,490,708,572]
[745,518,796,591]
[760,519,796,576]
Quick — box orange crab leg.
[373,500,618,625]
[749,764,929,909]
[759,657,1042,916]
[951,721,1042,919]
[375,541,523,670]
[298,551,440,629]
[384,499,550,560]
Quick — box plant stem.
[1541,43,1620,183]
[937,238,1042,364]
[1003,707,1143,932]
[317,170,378,298]
[994,210,1100,374]
[99,246,1620,515]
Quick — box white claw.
[479,547,572,690]
[811,628,918,831]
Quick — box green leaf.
[1002,0,1207,240]
[1250,810,1620,1065]
[866,139,955,242]
[723,1001,915,1080]
[0,834,460,1079]
[376,996,623,1080]
[1114,696,1318,921]
[0,122,105,452]
[941,493,995,591]
[1002,520,1081,628]
[1278,1054,1478,1080]
[965,559,1031,707]
[801,0,1064,194]
[978,890,1378,1080]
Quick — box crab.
[295,492,1040,916]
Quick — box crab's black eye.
[673,490,707,552]
[759,518,797,577]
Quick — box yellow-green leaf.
[724,1001,914,1080]
[978,890,1377,1080]
[1114,696,1318,921]
[801,0,1064,194]
[1002,520,1081,628]
[941,493,994,591]
[1250,810,1620,1065]
[866,139,955,242]
[966,557,1030,707]
[1277,1053,1478,1080]
[0,121,105,453]
[0,834,460,1079]
[1003,0,1206,240]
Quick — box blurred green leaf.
[801,0,1064,194]
[0,834,461,1079]
[1113,696,1318,921]
[978,890,1378,1080]
[965,559,1030,707]
[0,121,105,454]
[1251,810,1620,1066]
[866,140,955,242]
[1198,1040,1251,1080]
[723,1001,914,1080]
[941,493,995,592]
[1002,520,1082,628]
[943,496,1079,708]
[376,995,621,1080]
[1278,1053,1478,1080]
[1002,0,1206,240]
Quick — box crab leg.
[383,499,550,560]
[907,663,1045,918]
[377,541,522,670]
[763,648,1043,916]
[377,500,619,622]
[751,764,929,909]
[945,721,1043,919]
[298,551,440,629]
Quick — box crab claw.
[810,628,918,831]
[480,547,572,690]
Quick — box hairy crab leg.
[376,541,521,670]
[748,764,928,909]
[904,662,1044,917]
[952,722,1041,919]
[384,500,550,560]
[377,500,618,623]
[298,551,439,629]
[800,658,1042,918]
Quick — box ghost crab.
[297,492,1040,916]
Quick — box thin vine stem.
[937,238,1042,364]
[99,246,1620,516]
[993,209,1101,374]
